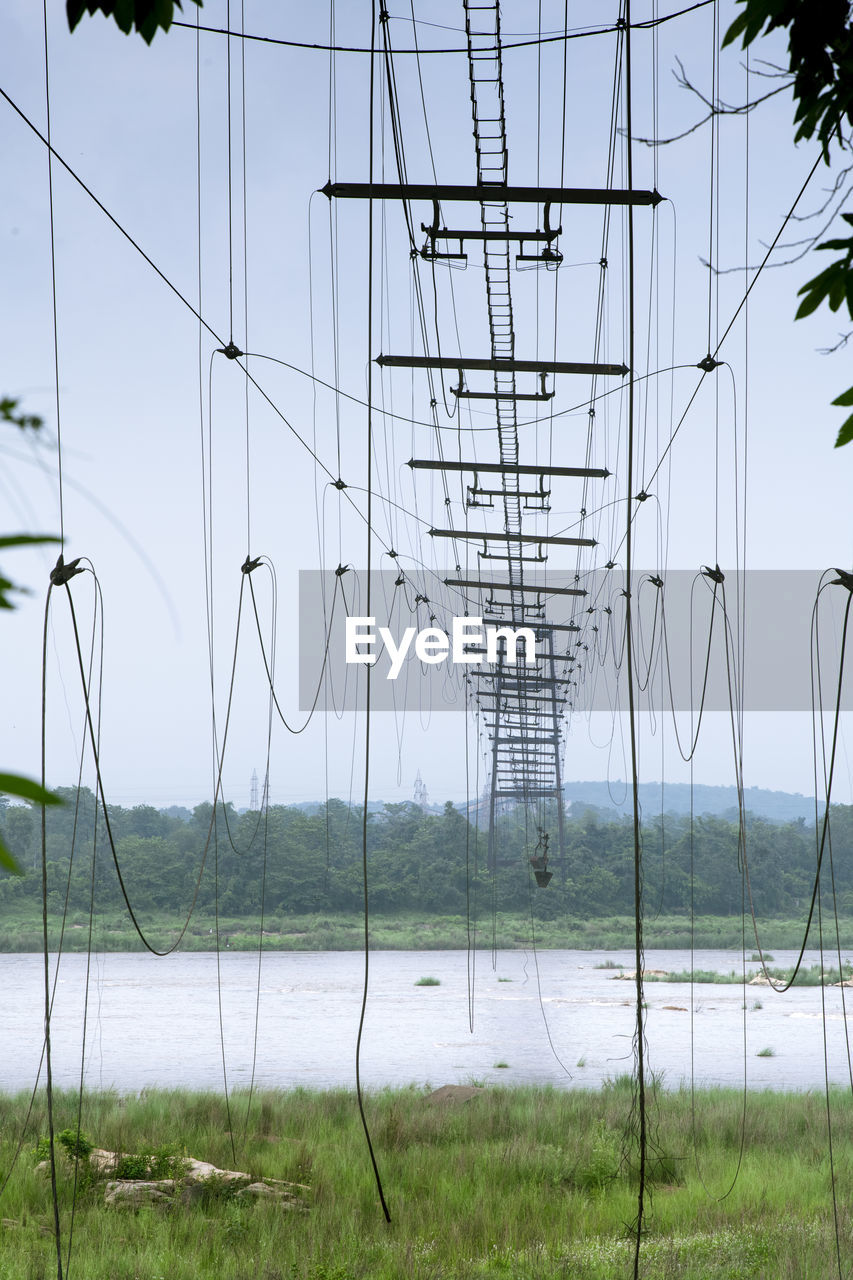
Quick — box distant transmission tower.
[413,769,429,807]
[250,769,259,811]
[261,772,270,811]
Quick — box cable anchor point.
[702,564,725,584]
[831,567,853,592]
[649,575,664,589]
[333,478,347,490]
[241,556,262,575]
[697,354,721,373]
[335,564,350,577]
[49,554,84,586]
[218,342,244,360]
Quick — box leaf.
[831,386,853,407]
[0,834,23,877]
[796,289,828,319]
[722,12,749,48]
[829,276,847,311]
[835,414,853,448]
[66,0,202,42]
[0,535,60,550]
[0,773,63,807]
[0,397,44,432]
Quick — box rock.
[182,1158,250,1188]
[748,975,771,986]
[235,1181,308,1210]
[424,1085,484,1105]
[177,1183,207,1207]
[93,1149,309,1209]
[262,1177,311,1193]
[662,1005,687,1011]
[90,1149,129,1175]
[104,1180,175,1207]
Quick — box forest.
[1,788,850,924]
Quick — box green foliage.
[66,0,202,44]
[0,771,61,876]
[0,396,62,875]
[757,1046,776,1057]
[648,962,852,985]
[33,1136,51,1163]
[57,1127,95,1161]
[0,534,61,613]
[723,0,853,153]
[568,1120,621,1192]
[2,1085,848,1279]
[113,1143,188,1180]
[4,791,853,935]
[0,397,44,431]
[723,2,853,446]
[415,976,440,986]
[34,1128,95,1164]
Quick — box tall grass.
[5,909,853,953]
[646,963,853,986]
[0,1085,849,1278]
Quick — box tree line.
[1,788,851,922]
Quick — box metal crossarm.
[322,181,663,206]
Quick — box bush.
[58,1128,94,1161]
[113,1143,188,1181]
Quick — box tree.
[0,401,61,876]
[66,0,202,44]
[724,0,853,446]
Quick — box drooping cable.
[622,8,649,1274]
[355,1,391,1223]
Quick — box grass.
[5,908,853,952]
[414,976,441,986]
[0,1085,851,1278]
[644,963,853,987]
[757,1047,776,1058]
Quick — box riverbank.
[0,1083,845,1279]
[2,908,849,953]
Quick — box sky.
[1,0,851,811]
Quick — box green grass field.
[0,1084,850,1278]
[2,908,852,953]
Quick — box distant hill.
[562,781,816,823]
[283,784,819,825]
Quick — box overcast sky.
[1,1,851,811]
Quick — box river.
[2,948,851,1094]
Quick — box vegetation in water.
[641,963,853,987]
